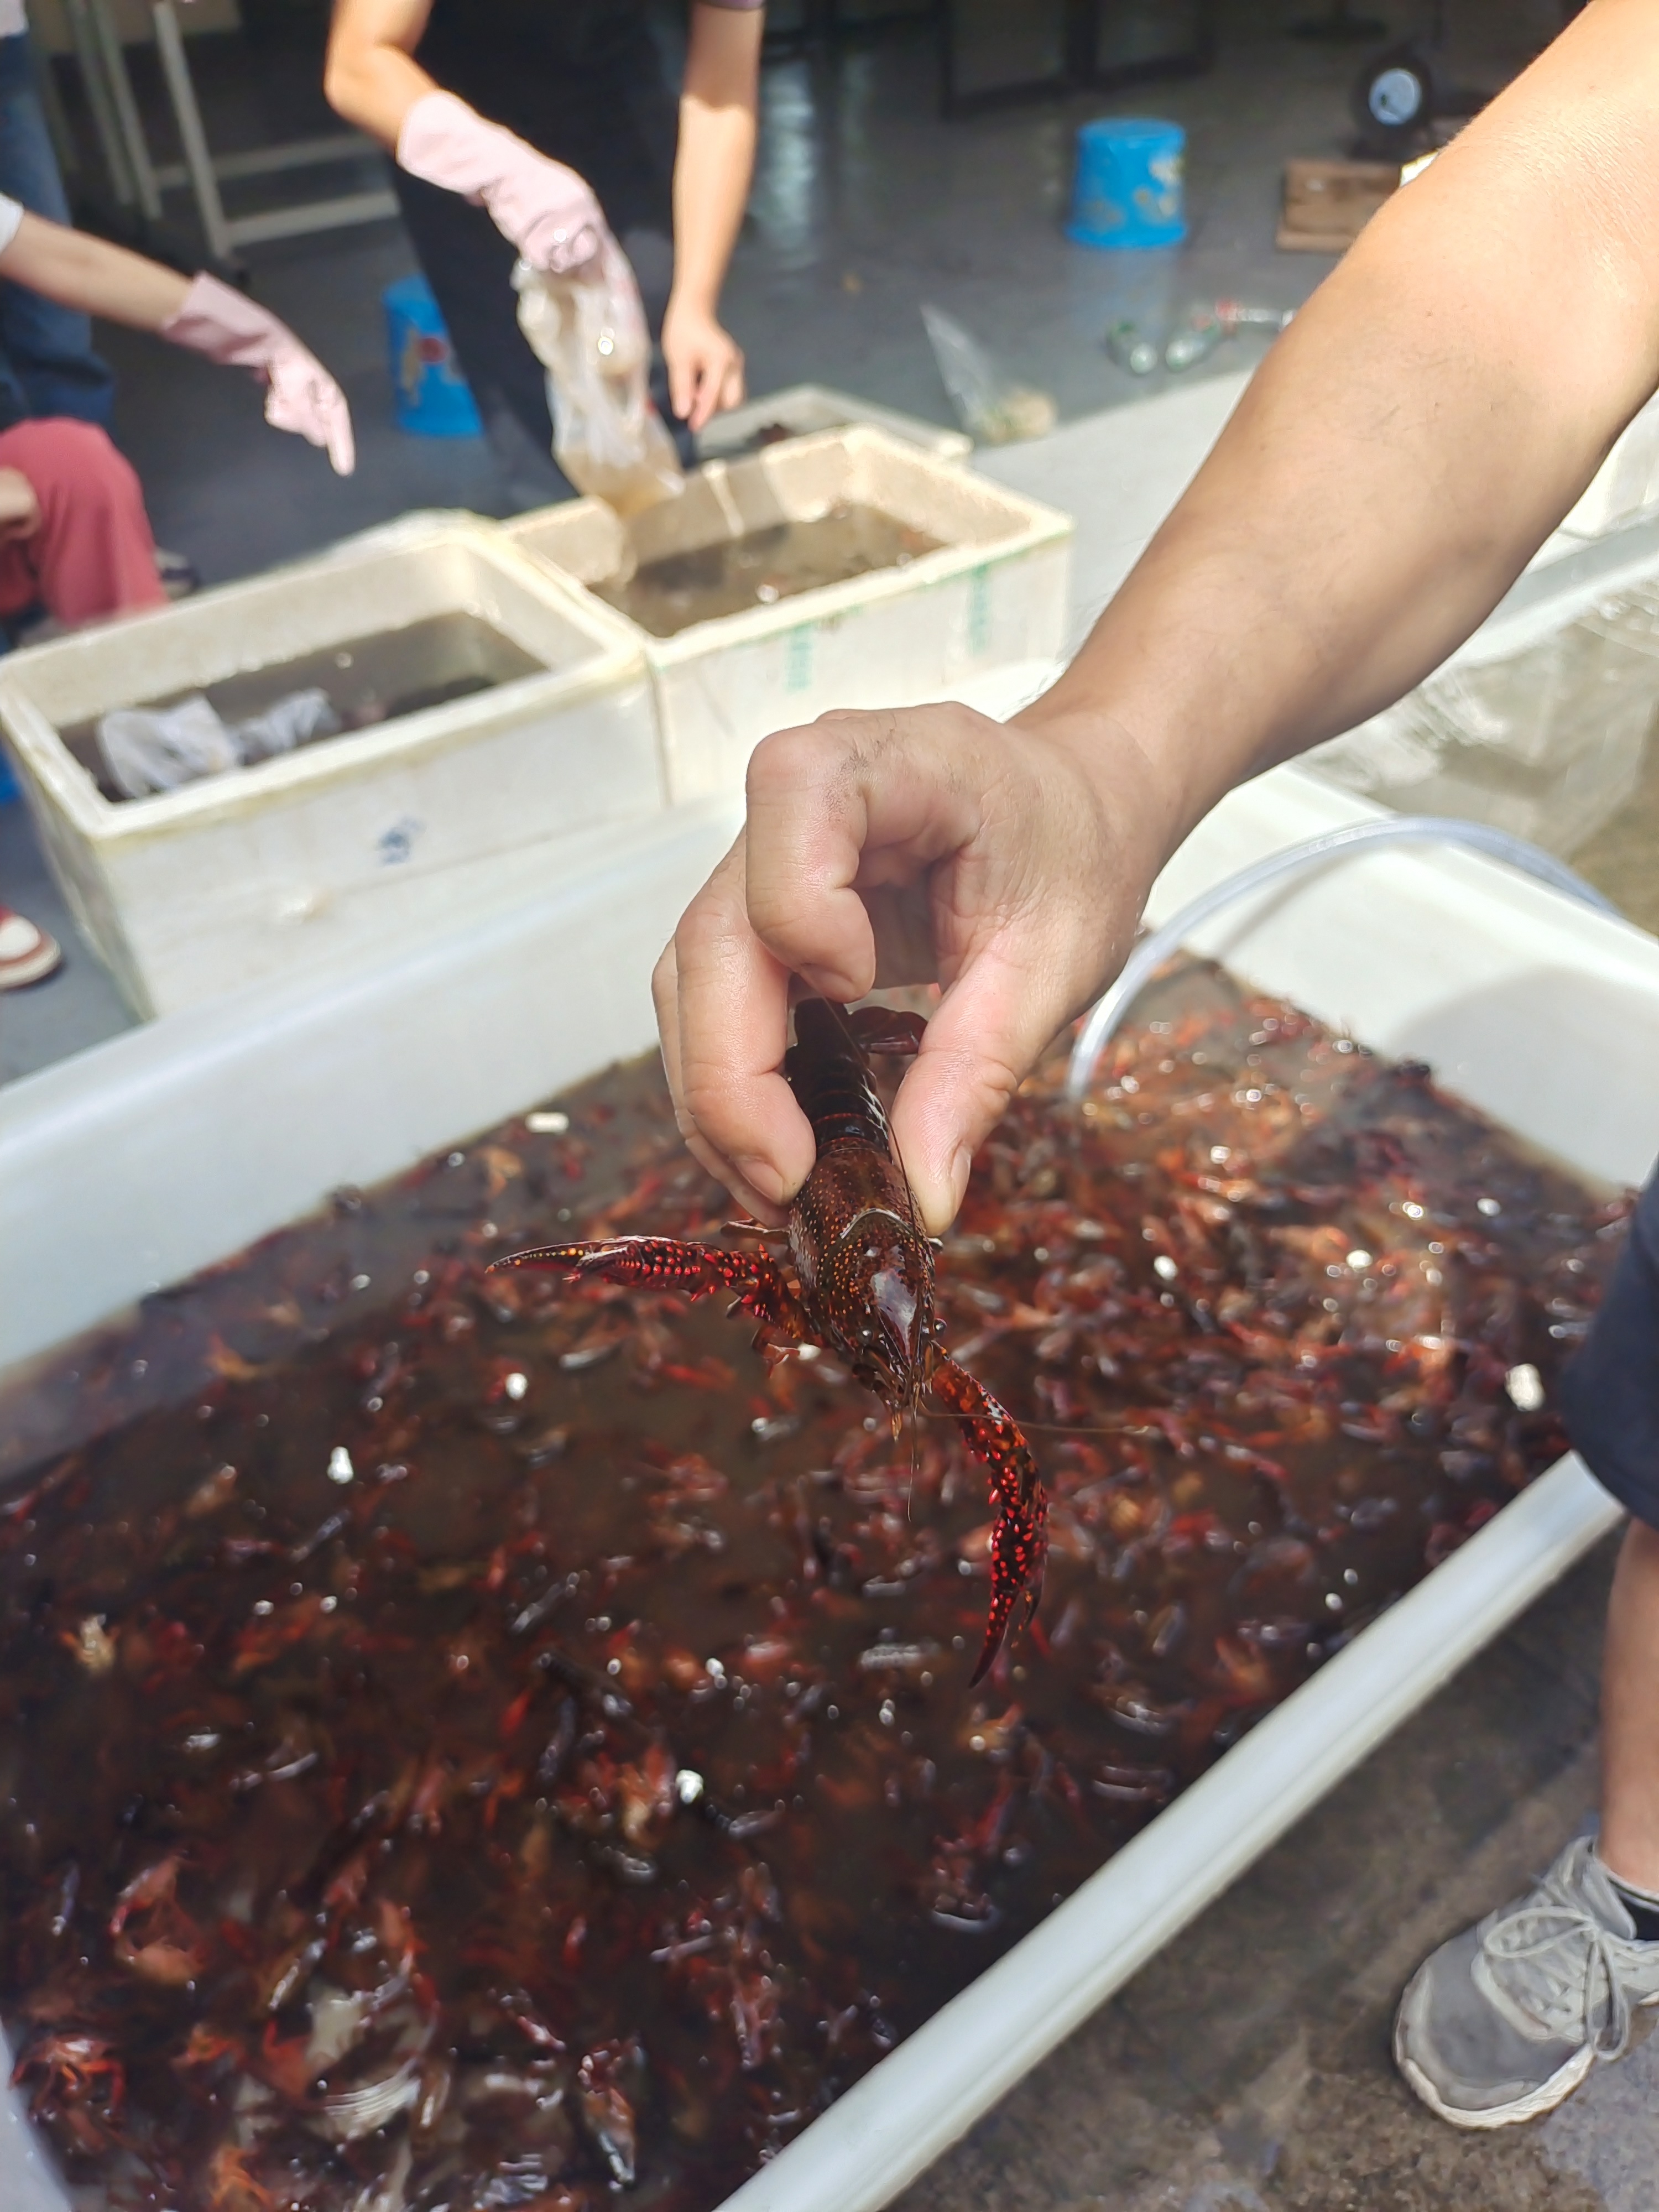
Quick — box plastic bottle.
[1164,300,1293,372]
[1104,319,1160,375]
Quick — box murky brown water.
[66,613,546,802]
[596,505,942,638]
[0,966,1625,2212]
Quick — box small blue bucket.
[1066,118,1186,250]
[384,274,483,437]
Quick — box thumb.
[889,945,1074,1234]
[667,345,695,425]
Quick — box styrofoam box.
[0,514,660,1019]
[696,382,973,465]
[1306,532,1659,855]
[505,425,1073,802]
[2,767,1656,2212]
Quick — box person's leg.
[1394,1181,1659,2127]
[1599,1517,1659,1896]
[0,419,165,625]
[0,502,64,985]
[0,35,116,429]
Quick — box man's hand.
[0,467,40,542]
[662,294,745,431]
[652,701,1185,1235]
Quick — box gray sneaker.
[1394,1834,1659,2127]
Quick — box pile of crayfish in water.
[0,962,1625,2212]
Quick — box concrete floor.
[2,6,1653,2207]
[898,1540,1659,2212]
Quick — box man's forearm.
[1023,0,1659,858]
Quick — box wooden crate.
[1278,156,1399,252]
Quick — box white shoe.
[0,904,61,989]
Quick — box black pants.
[1562,1172,1659,1531]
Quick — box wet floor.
[896,1538,1653,2212]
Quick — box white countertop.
[971,372,1251,653]
[969,368,1659,662]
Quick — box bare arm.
[1021,0,1659,849]
[323,0,437,147]
[0,211,189,330]
[655,0,1659,1229]
[663,2,764,430]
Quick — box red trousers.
[0,419,166,627]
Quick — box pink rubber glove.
[397,90,608,275]
[160,274,356,476]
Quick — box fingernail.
[947,1147,972,1223]
[917,1148,972,1238]
[736,1156,787,1207]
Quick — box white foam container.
[504,426,1073,802]
[0,514,660,1020]
[695,383,973,465]
[1305,529,1659,856]
[2,765,1655,2212]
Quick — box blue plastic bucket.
[384,274,483,437]
[1066,118,1186,250]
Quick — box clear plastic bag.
[514,249,684,519]
[920,303,1055,446]
[98,695,240,800]
[97,687,340,799]
[236,688,340,764]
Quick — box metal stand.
[149,2,396,261]
[64,0,396,268]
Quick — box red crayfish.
[493,998,1047,1681]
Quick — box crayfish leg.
[926,1353,1048,1681]
[491,1236,757,1301]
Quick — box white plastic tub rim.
[504,422,1073,661]
[2,766,1656,2212]
[695,383,974,465]
[0,513,650,852]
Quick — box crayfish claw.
[927,1355,1048,1679]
